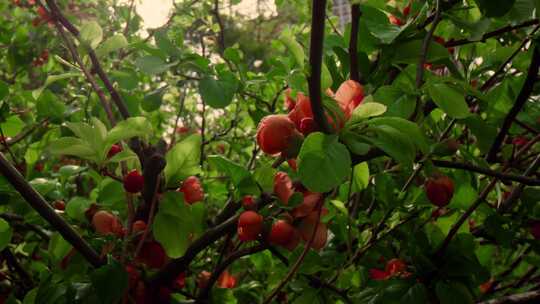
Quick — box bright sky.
[131,0,276,29]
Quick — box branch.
[349,4,362,83]
[308,0,331,134]
[0,213,50,241]
[262,204,323,304]
[51,20,117,125]
[486,45,540,162]
[44,0,131,119]
[416,0,442,90]
[150,193,272,286]
[446,19,540,48]
[498,153,540,212]
[480,25,540,92]
[212,0,226,54]
[0,152,103,267]
[196,244,268,302]
[432,159,540,186]
[2,248,33,291]
[477,290,540,304]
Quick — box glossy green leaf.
[0,219,12,251]
[298,132,352,193]
[164,134,202,186]
[199,76,238,109]
[427,83,470,119]
[79,21,103,49]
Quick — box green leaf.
[48,137,96,161]
[368,117,428,153]
[48,233,72,263]
[361,5,403,44]
[0,80,8,101]
[199,77,238,109]
[208,155,259,195]
[90,261,128,304]
[141,86,167,112]
[32,73,80,100]
[95,34,128,57]
[106,117,153,145]
[79,21,103,49]
[279,28,305,68]
[393,40,450,64]
[66,197,92,222]
[369,125,416,165]
[0,219,12,251]
[0,115,24,137]
[36,91,66,119]
[350,101,387,121]
[435,281,474,304]
[321,62,333,90]
[135,56,177,75]
[164,134,202,186]
[402,283,428,304]
[474,0,516,17]
[298,132,352,193]
[427,83,470,119]
[353,162,369,191]
[153,192,205,258]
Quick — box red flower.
[256,114,303,156]
[512,137,528,146]
[175,272,186,289]
[284,88,296,111]
[237,211,263,241]
[217,271,237,288]
[132,220,147,233]
[288,93,315,135]
[425,175,454,207]
[333,80,365,120]
[369,268,391,281]
[123,170,144,193]
[136,241,167,269]
[107,144,122,158]
[92,211,123,236]
[179,176,204,204]
[197,271,212,289]
[385,259,407,276]
[274,172,294,204]
[403,1,411,17]
[287,159,298,171]
[268,220,299,250]
[297,208,328,250]
[291,191,322,218]
[242,195,256,209]
[388,14,403,26]
[479,279,494,294]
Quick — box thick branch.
[432,159,540,186]
[349,4,362,83]
[486,45,540,162]
[0,152,103,267]
[308,0,331,134]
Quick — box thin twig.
[432,159,540,186]
[486,45,540,162]
[445,19,540,47]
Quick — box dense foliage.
[1,0,540,303]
